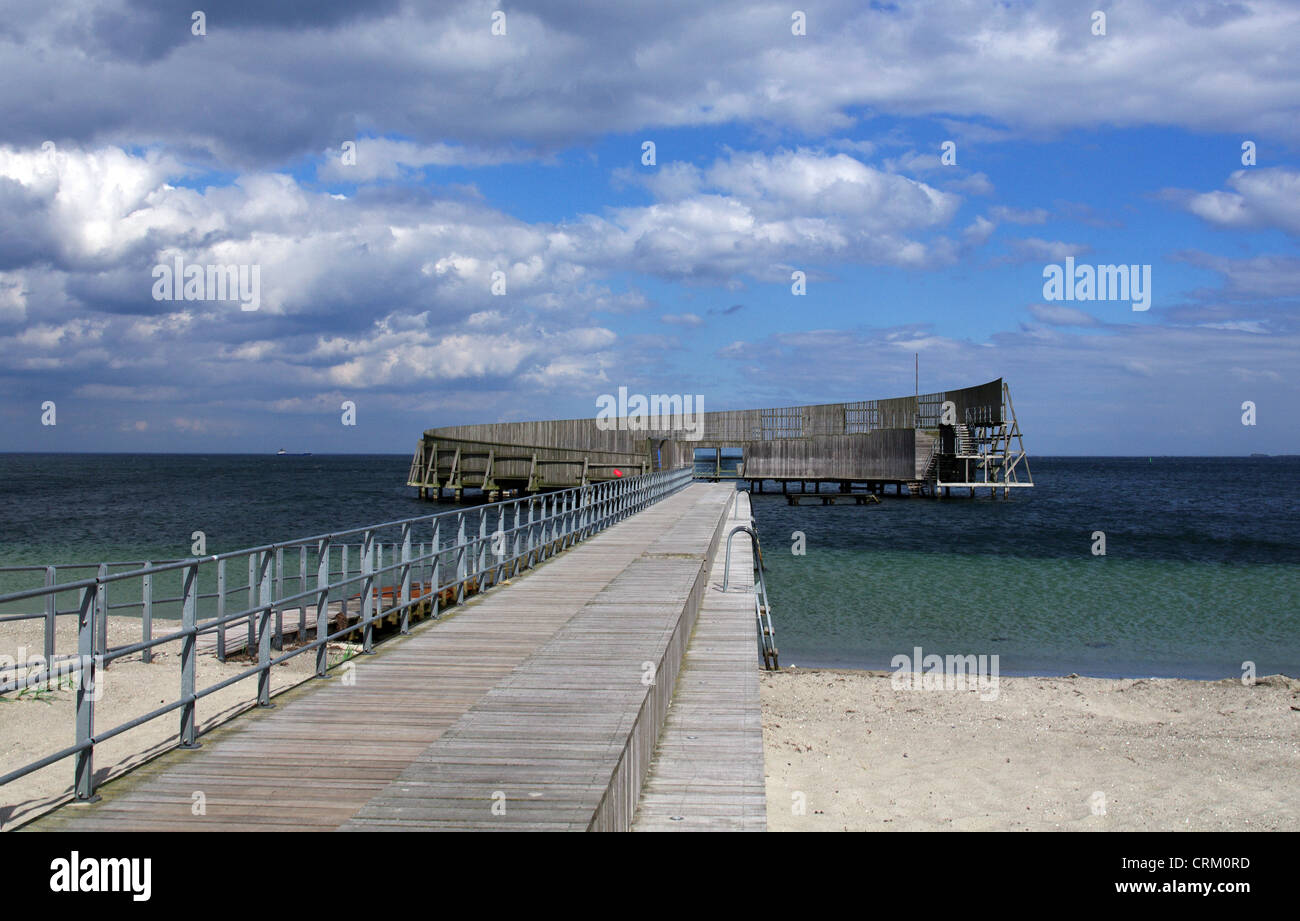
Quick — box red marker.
[613,469,623,477]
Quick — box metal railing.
[722,525,778,670]
[0,467,693,803]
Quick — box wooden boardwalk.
[28,483,765,832]
[633,491,766,830]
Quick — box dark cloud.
[0,1,1297,166]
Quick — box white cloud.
[1181,168,1300,235]
[1028,304,1102,327]
[1005,238,1093,264]
[990,206,1048,225]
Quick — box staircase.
[915,431,939,479]
[954,423,977,455]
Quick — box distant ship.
[276,448,313,456]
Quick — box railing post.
[73,583,99,802]
[257,550,274,707]
[417,539,425,599]
[497,506,509,580]
[95,563,108,667]
[273,546,284,651]
[361,530,375,654]
[534,496,542,556]
[561,491,571,549]
[455,514,467,602]
[179,561,200,749]
[527,500,536,562]
[476,511,487,591]
[43,566,56,666]
[400,523,412,635]
[431,520,441,618]
[299,545,308,642]
[215,558,225,662]
[510,502,521,574]
[247,554,258,653]
[316,537,331,677]
[375,541,384,626]
[340,544,349,619]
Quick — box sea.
[0,454,1296,680]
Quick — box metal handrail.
[921,434,941,481]
[722,525,778,670]
[0,467,694,802]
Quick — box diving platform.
[406,377,1032,500]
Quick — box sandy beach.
[762,668,1300,831]
[0,614,332,830]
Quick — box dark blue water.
[0,454,421,568]
[0,454,1296,679]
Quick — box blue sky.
[1,0,1298,455]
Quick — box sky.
[1,0,1298,456]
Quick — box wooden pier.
[25,483,767,832]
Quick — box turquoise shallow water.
[755,456,1300,678]
[761,547,1298,678]
[0,454,1296,679]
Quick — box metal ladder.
[723,525,779,670]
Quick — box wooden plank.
[633,490,768,831]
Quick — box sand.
[762,668,1300,831]
[0,614,338,830]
